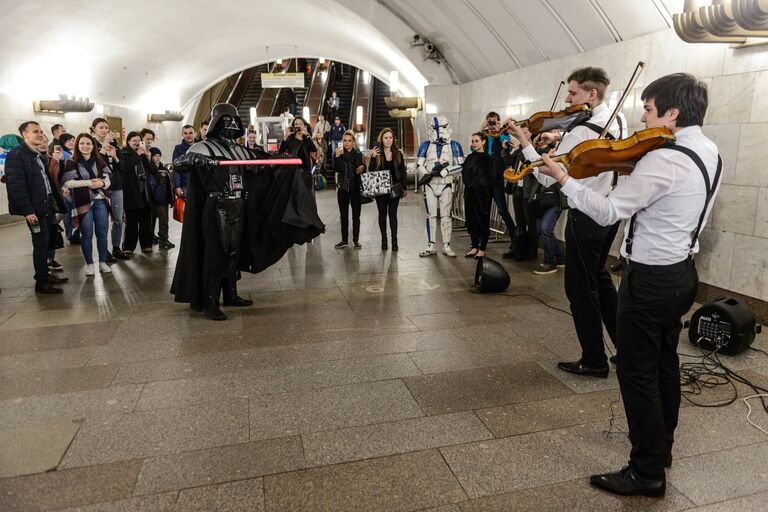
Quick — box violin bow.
[549,81,566,112]
[599,61,645,140]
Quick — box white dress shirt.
[561,125,720,265]
[523,102,623,208]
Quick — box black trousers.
[492,183,515,237]
[617,259,697,480]
[28,214,53,282]
[123,207,153,251]
[337,188,361,243]
[511,187,538,260]
[564,209,620,368]
[375,195,400,242]
[464,187,492,250]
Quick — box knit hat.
[149,147,162,156]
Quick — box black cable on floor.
[498,293,572,317]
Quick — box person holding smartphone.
[119,131,153,254]
[335,130,365,249]
[278,116,316,192]
[368,128,407,251]
[90,118,127,260]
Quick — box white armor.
[417,116,464,257]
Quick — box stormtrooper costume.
[417,116,464,257]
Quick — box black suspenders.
[624,144,723,259]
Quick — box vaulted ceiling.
[0,0,683,112]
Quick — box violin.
[503,127,676,183]
[515,104,592,136]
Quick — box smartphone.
[139,141,146,150]
[53,145,62,153]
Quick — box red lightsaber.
[217,159,302,166]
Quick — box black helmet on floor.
[207,103,244,140]
[473,257,510,293]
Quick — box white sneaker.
[85,264,95,276]
[442,244,456,257]
[419,244,437,257]
[99,262,112,273]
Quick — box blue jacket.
[172,140,193,189]
[329,124,346,142]
[5,143,60,217]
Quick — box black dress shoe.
[35,281,63,294]
[112,247,130,260]
[590,467,665,497]
[558,359,609,378]
[106,251,118,263]
[46,274,69,284]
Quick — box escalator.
[370,78,402,146]
[270,58,316,117]
[323,62,356,128]
[235,63,270,125]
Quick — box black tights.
[375,196,400,242]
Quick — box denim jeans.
[110,189,124,248]
[79,200,110,264]
[63,195,74,239]
[536,206,564,265]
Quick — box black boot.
[392,238,398,252]
[202,295,227,321]
[112,246,130,260]
[221,278,253,307]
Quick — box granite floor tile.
[0,308,131,331]
[408,335,555,374]
[135,353,420,410]
[87,339,182,365]
[56,492,179,512]
[683,490,768,511]
[263,450,467,512]
[0,421,81,478]
[178,325,305,355]
[476,389,623,437]
[174,478,264,512]
[403,362,573,416]
[0,385,143,430]
[302,411,493,466]
[0,365,118,400]
[456,477,693,511]
[440,422,628,499]
[667,442,768,506]
[134,436,304,496]
[0,460,141,512]
[250,380,423,440]
[60,399,249,468]
[0,346,98,376]
[0,321,120,356]
[672,402,768,459]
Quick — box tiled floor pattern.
[1,190,768,511]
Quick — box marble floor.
[1,190,768,511]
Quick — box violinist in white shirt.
[539,73,720,498]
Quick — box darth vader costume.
[171,103,324,320]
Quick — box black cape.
[170,158,324,304]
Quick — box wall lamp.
[33,95,94,114]
[147,111,184,122]
[674,0,768,44]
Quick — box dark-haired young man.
[480,111,516,253]
[540,73,720,497]
[173,125,197,197]
[509,66,624,379]
[195,120,209,142]
[5,121,68,293]
[48,123,66,154]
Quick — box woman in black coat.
[119,131,153,253]
[278,116,316,192]
[463,132,495,258]
[368,127,407,251]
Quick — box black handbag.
[389,183,404,199]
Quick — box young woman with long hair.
[368,128,407,251]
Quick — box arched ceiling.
[0,0,683,112]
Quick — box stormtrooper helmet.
[427,115,452,144]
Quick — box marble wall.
[425,28,768,302]
[0,94,189,216]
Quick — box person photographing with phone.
[278,116,316,192]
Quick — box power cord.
[499,293,572,317]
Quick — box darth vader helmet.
[427,115,452,144]
[207,103,245,140]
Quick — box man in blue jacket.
[5,121,68,293]
[172,124,197,197]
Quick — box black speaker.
[473,257,510,293]
[688,297,760,356]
